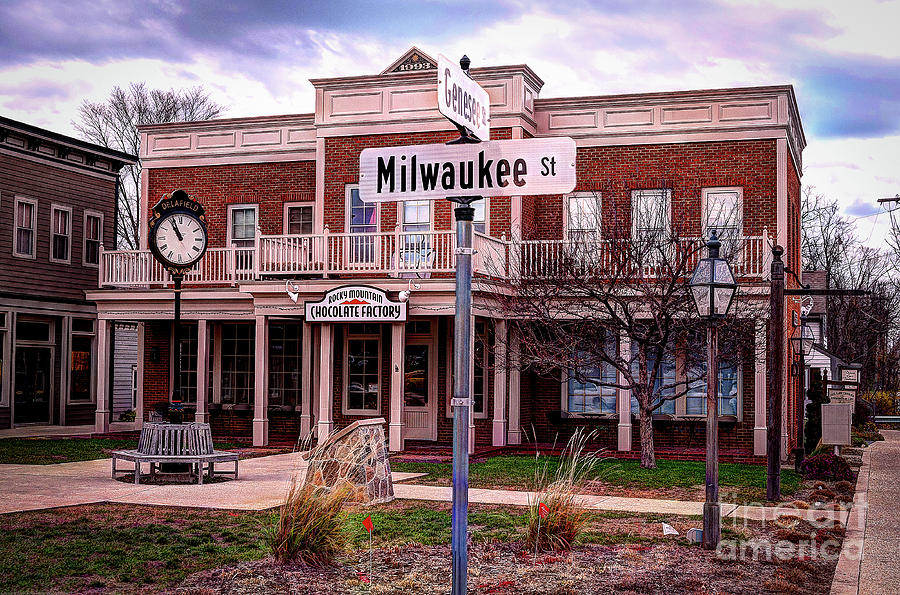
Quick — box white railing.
[98,229,768,287]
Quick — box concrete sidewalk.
[0,452,849,526]
[857,430,900,595]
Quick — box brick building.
[0,116,136,429]
[88,48,806,458]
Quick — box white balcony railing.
[99,228,769,288]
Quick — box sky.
[1,0,898,245]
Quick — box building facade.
[0,116,136,429]
[88,48,806,458]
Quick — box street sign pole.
[450,195,476,595]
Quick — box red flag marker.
[539,502,550,519]
[363,515,373,534]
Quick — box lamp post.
[689,231,737,550]
[791,322,814,471]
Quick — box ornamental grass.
[526,429,603,552]
[265,477,351,566]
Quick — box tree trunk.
[638,403,656,469]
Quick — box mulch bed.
[177,539,836,594]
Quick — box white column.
[252,316,269,446]
[300,321,313,439]
[617,332,633,451]
[507,327,522,445]
[753,321,767,455]
[389,322,405,452]
[94,319,111,434]
[317,323,334,442]
[135,322,144,429]
[468,314,476,454]
[195,319,209,423]
[492,319,508,447]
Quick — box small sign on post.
[437,53,490,141]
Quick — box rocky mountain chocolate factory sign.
[305,286,407,322]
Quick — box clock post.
[148,190,209,424]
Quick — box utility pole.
[766,246,784,501]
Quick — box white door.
[402,338,437,441]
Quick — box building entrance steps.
[1,450,849,527]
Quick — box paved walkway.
[857,430,900,595]
[0,452,847,525]
[0,422,135,439]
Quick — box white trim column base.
[617,423,632,451]
[754,426,767,456]
[253,419,269,446]
[94,409,110,435]
[93,319,110,435]
[507,327,521,445]
[195,412,210,424]
[492,319,508,447]
[252,315,269,447]
[317,323,334,445]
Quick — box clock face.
[153,213,208,267]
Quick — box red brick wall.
[523,139,778,240]
[147,161,316,248]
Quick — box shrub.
[118,409,136,422]
[526,429,600,552]
[265,478,350,565]
[835,480,853,494]
[800,454,852,482]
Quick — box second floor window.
[15,198,36,257]
[632,189,671,242]
[567,193,602,242]
[84,213,102,265]
[286,205,313,235]
[229,206,257,247]
[51,206,71,263]
[472,198,487,234]
[703,188,743,257]
[348,186,377,263]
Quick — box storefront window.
[70,335,93,402]
[631,344,676,415]
[568,332,617,415]
[221,323,254,404]
[269,322,302,407]
[177,324,198,403]
[686,360,740,416]
[473,321,488,415]
[345,327,380,414]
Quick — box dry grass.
[265,478,351,566]
[526,430,602,552]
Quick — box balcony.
[98,228,770,288]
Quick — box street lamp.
[791,322,815,471]
[689,231,737,550]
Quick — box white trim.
[700,186,744,239]
[82,210,104,267]
[345,183,379,231]
[226,203,259,247]
[283,202,315,235]
[564,192,602,240]
[631,188,671,237]
[473,197,489,235]
[49,203,73,264]
[13,196,37,259]
[342,326,383,416]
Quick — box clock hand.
[171,220,184,242]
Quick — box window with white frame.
[269,322,303,407]
[220,323,255,405]
[401,200,432,269]
[285,204,314,235]
[50,205,72,263]
[631,189,671,242]
[83,212,103,266]
[70,321,96,403]
[630,344,677,415]
[14,197,37,258]
[345,324,381,414]
[347,186,377,264]
[703,187,743,257]
[685,360,740,416]
[472,198,487,234]
[176,323,198,403]
[567,332,617,415]
[228,205,257,247]
[566,193,602,241]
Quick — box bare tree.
[490,190,759,468]
[74,83,225,249]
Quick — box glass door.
[403,342,435,440]
[14,347,53,424]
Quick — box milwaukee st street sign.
[358,137,576,202]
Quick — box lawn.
[391,455,802,501]
[0,437,246,465]
[0,502,684,593]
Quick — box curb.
[829,448,871,595]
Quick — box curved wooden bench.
[111,422,238,484]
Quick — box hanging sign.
[358,137,576,202]
[305,286,407,323]
[839,367,860,385]
[437,53,490,141]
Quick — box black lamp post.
[791,322,814,471]
[689,231,737,550]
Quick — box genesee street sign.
[358,137,576,202]
[437,54,490,141]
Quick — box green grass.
[392,455,802,499]
[0,504,271,593]
[0,437,247,465]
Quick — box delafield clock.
[148,190,208,275]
